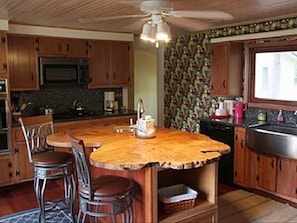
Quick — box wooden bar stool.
[19,115,76,223]
[67,132,134,223]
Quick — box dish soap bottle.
[277,110,284,123]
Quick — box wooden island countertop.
[47,125,230,222]
[47,125,229,170]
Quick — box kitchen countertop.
[47,125,230,170]
[12,109,137,127]
[201,116,268,128]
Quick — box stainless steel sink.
[246,123,297,159]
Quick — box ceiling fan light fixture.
[140,22,155,42]
[156,21,171,41]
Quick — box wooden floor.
[0,179,79,217]
[0,180,235,217]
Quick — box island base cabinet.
[91,161,218,222]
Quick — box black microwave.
[39,57,89,87]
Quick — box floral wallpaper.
[164,16,297,133]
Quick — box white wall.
[134,50,158,124]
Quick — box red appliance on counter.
[234,102,247,118]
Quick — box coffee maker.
[104,91,115,112]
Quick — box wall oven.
[0,78,10,154]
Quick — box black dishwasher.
[200,120,234,186]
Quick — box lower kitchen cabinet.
[237,127,297,203]
[277,157,297,198]
[0,155,13,186]
[12,127,34,183]
[256,153,277,192]
[234,127,247,187]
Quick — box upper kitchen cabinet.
[0,32,8,76]
[8,35,39,91]
[88,40,133,88]
[210,42,243,97]
[35,36,89,58]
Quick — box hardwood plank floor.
[0,180,235,217]
[0,179,79,217]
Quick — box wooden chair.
[19,114,75,223]
[67,132,134,223]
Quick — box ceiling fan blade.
[79,14,150,24]
[169,10,234,20]
[123,17,150,32]
[166,17,210,32]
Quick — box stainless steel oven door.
[0,97,9,154]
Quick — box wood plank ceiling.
[0,0,297,38]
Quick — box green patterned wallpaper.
[164,16,297,133]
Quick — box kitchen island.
[47,125,230,223]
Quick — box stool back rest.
[19,115,54,163]
[67,132,92,199]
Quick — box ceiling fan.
[79,0,233,44]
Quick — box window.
[248,39,297,108]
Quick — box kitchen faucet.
[137,98,145,121]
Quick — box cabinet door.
[14,143,34,182]
[277,158,297,198]
[109,41,132,86]
[36,36,88,57]
[88,40,132,88]
[88,40,110,88]
[65,38,89,58]
[36,36,64,56]
[8,35,38,91]
[211,44,228,96]
[12,127,34,183]
[234,127,246,186]
[0,155,13,186]
[257,153,277,192]
[0,32,8,75]
[210,42,243,97]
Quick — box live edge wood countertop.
[47,124,230,170]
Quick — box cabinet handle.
[58,43,61,52]
[9,172,13,178]
[35,39,39,51]
[113,72,116,80]
[15,147,19,154]
[235,134,238,141]
[271,159,274,169]
[211,84,214,90]
[16,171,20,176]
[257,155,260,161]
[106,72,109,80]
[240,139,244,148]
[8,161,12,168]
[223,80,226,88]
[66,43,70,52]
[2,63,7,71]
[279,160,282,171]
[31,72,34,81]
[1,36,6,44]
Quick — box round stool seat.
[33,151,73,166]
[82,175,133,197]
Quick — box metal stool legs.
[34,164,76,223]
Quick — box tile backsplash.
[11,87,123,116]
[244,107,296,125]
